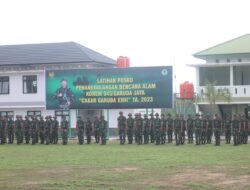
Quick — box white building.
[189,34,250,117]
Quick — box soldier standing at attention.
[24,116,31,144]
[232,114,240,146]
[85,117,92,144]
[117,111,126,145]
[160,114,167,144]
[201,114,207,145]
[135,113,143,145]
[143,114,150,144]
[194,114,202,145]
[7,116,15,144]
[223,114,232,144]
[61,116,69,145]
[52,116,59,144]
[174,114,181,145]
[214,114,222,146]
[39,116,45,144]
[15,116,22,144]
[99,116,107,145]
[76,116,85,145]
[149,113,155,143]
[243,116,248,144]
[127,113,134,144]
[0,116,7,144]
[94,116,100,143]
[186,114,194,144]
[239,115,245,144]
[154,113,161,145]
[206,115,213,144]
[167,113,174,143]
[180,114,186,145]
[31,116,38,145]
[44,116,51,145]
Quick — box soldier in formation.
[76,116,85,145]
[117,111,126,145]
[99,116,107,145]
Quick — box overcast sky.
[0,0,250,92]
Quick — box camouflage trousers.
[225,129,231,144]
[127,129,133,144]
[78,130,84,144]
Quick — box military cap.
[119,111,123,114]
[138,113,141,116]
[155,113,159,116]
[128,113,132,116]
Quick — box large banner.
[46,66,172,109]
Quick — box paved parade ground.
[0,141,250,190]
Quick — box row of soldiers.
[76,115,107,145]
[117,112,249,146]
[0,115,69,145]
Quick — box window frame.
[0,111,14,117]
[23,75,37,94]
[27,110,41,117]
[0,76,10,94]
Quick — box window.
[0,76,9,94]
[55,110,70,122]
[215,59,220,63]
[199,67,230,86]
[23,75,37,94]
[27,110,41,116]
[0,111,14,117]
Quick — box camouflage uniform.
[117,112,126,145]
[143,114,150,144]
[7,116,15,144]
[94,117,100,143]
[127,113,134,144]
[99,116,107,145]
[24,116,31,144]
[77,116,85,145]
[243,118,248,144]
[31,117,39,145]
[201,115,207,144]
[180,115,186,145]
[149,113,155,143]
[154,113,161,145]
[214,114,222,146]
[186,115,194,144]
[39,116,45,144]
[135,113,143,145]
[194,114,202,145]
[15,116,23,144]
[232,115,240,146]
[174,115,181,145]
[61,117,69,145]
[51,116,59,144]
[167,114,174,143]
[85,118,92,144]
[161,114,167,144]
[223,115,232,144]
[44,117,51,145]
[206,115,213,144]
[0,117,7,144]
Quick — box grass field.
[0,141,250,190]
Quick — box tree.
[198,80,231,114]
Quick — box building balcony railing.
[197,85,250,98]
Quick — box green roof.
[194,34,250,58]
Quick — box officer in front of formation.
[149,113,155,143]
[174,114,181,145]
[223,114,232,144]
[194,114,202,145]
[160,114,167,144]
[213,114,222,146]
[135,113,143,145]
[117,111,126,145]
[166,113,173,143]
[7,116,15,144]
[206,115,213,144]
